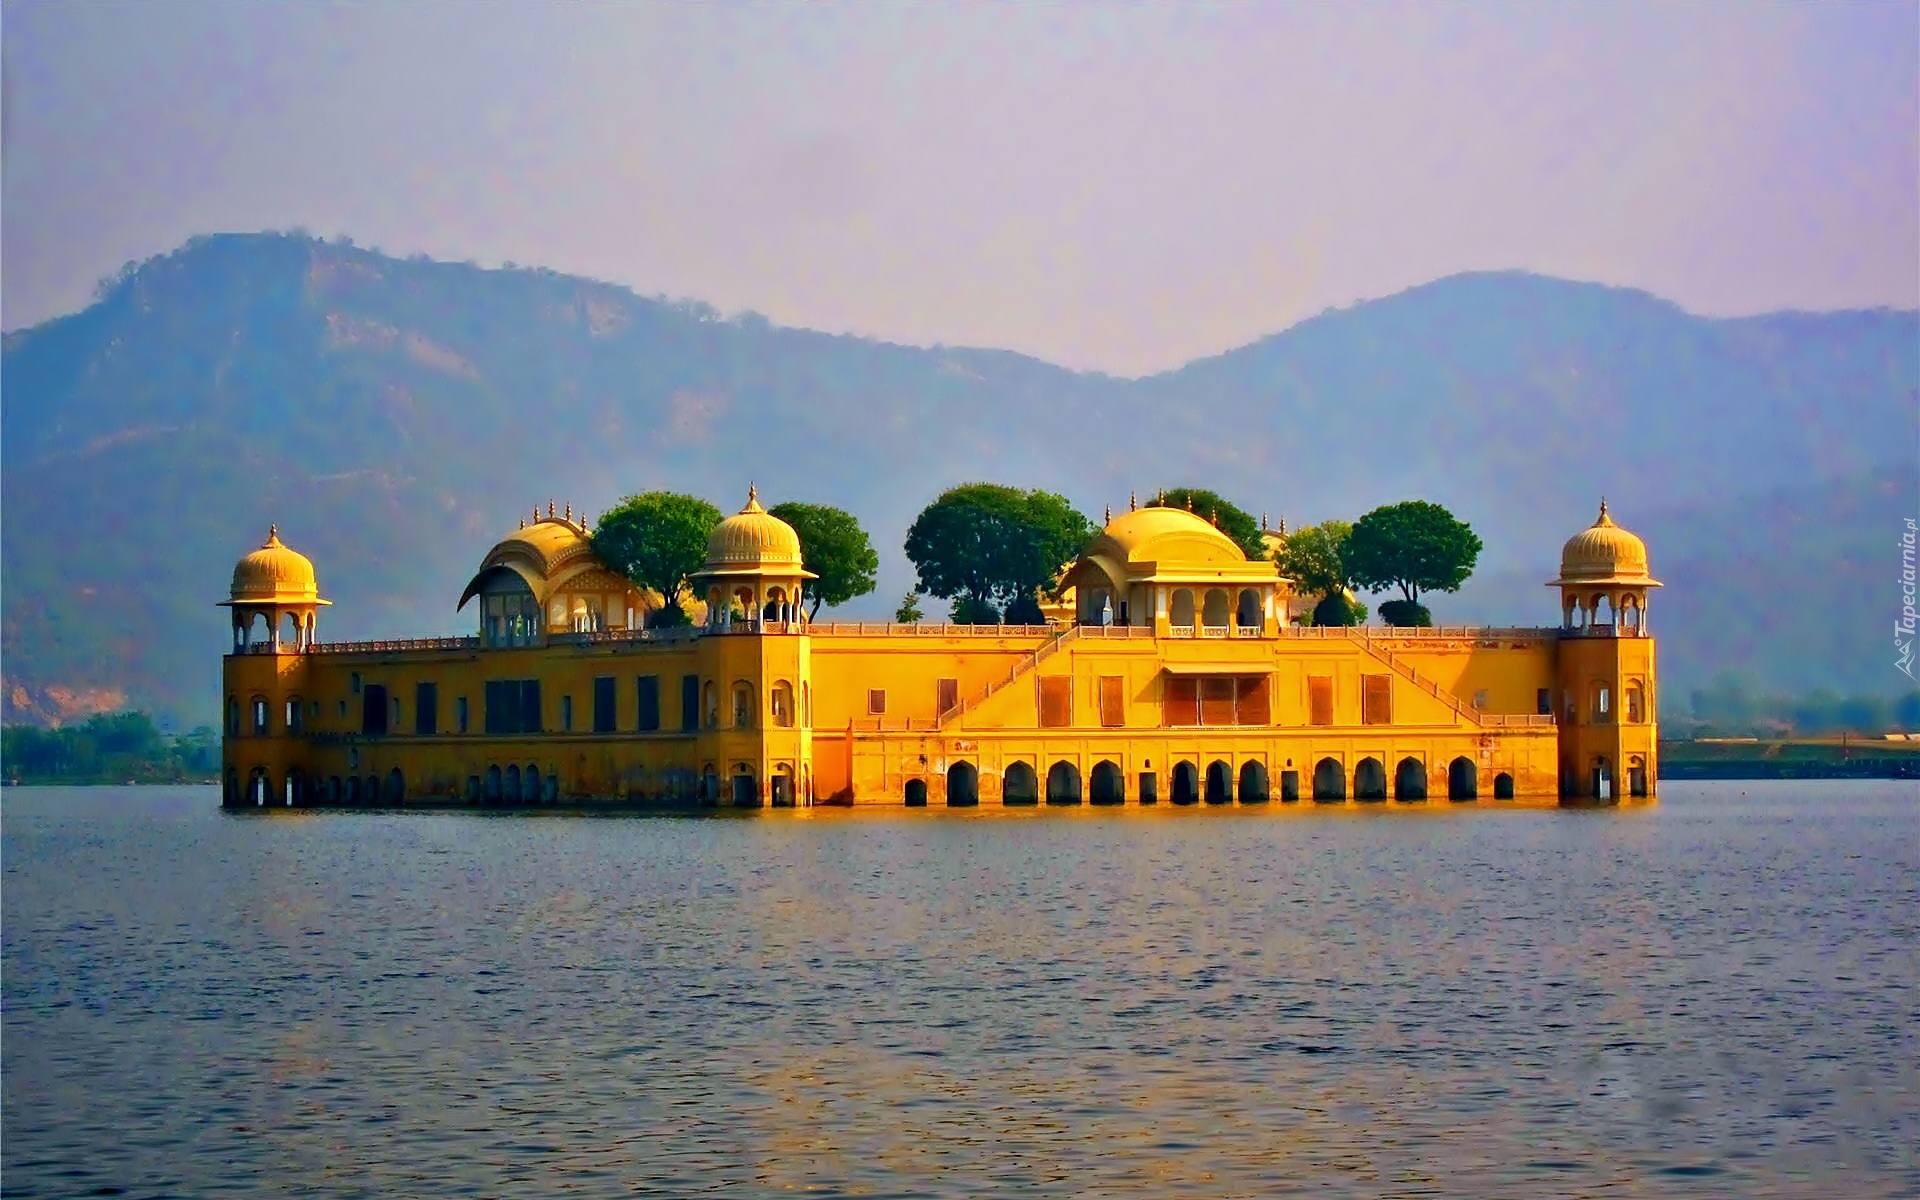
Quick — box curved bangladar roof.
[1069,506,1284,589]
[456,515,634,610]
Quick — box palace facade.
[220,490,1660,809]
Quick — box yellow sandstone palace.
[220,490,1660,809]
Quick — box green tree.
[591,491,723,625]
[1279,520,1353,598]
[1152,487,1265,559]
[768,501,879,619]
[1377,599,1432,628]
[904,484,1092,622]
[1343,500,1483,605]
[1311,593,1367,627]
[894,591,925,624]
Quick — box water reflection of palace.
[220,490,1659,809]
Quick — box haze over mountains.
[3,232,1914,726]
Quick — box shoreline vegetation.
[2,713,218,786]
[4,710,1917,787]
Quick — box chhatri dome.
[227,525,328,605]
[702,485,810,575]
[1552,499,1660,586]
[1087,502,1249,570]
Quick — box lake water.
[4,783,1916,1198]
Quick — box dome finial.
[564,501,572,522]
[1596,496,1613,526]
[748,482,758,505]
[266,523,279,546]
[547,499,555,519]
[1104,502,1112,524]
[1129,490,1137,512]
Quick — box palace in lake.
[220,489,1659,809]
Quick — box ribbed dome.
[230,526,321,603]
[1094,504,1246,567]
[704,486,804,569]
[1555,500,1657,584]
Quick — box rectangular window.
[415,681,438,735]
[362,684,389,735]
[637,675,661,732]
[867,689,887,716]
[681,675,700,733]
[561,694,574,732]
[1038,676,1072,728]
[1098,676,1125,728]
[485,680,507,734]
[1537,688,1552,716]
[1308,676,1334,727]
[1361,675,1392,725]
[456,695,469,734]
[1235,676,1270,726]
[521,680,543,733]
[1200,678,1236,726]
[593,676,617,733]
[1138,770,1158,804]
[936,678,959,717]
[1163,676,1199,726]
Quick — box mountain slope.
[3,234,1914,724]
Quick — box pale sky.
[3,1,1915,374]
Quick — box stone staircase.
[938,625,1082,729]
[1356,629,1486,726]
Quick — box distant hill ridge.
[3,232,1914,725]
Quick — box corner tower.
[691,487,818,806]
[1550,501,1660,800]
[219,526,327,807]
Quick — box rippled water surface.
[5,783,1918,1198]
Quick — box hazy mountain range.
[3,232,1914,726]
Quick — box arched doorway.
[365,776,380,806]
[1448,757,1477,801]
[732,770,760,808]
[328,776,342,805]
[505,765,521,805]
[1046,761,1082,805]
[1204,760,1232,804]
[1003,762,1039,805]
[1171,761,1200,805]
[1236,589,1261,630]
[1494,772,1515,800]
[1169,589,1196,629]
[905,778,928,807]
[1590,756,1612,801]
[1312,758,1344,802]
[224,768,238,807]
[1394,757,1426,801]
[1201,589,1230,629]
[345,775,362,805]
[701,766,720,807]
[247,767,270,807]
[385,767,405,805]
[1354,757,1387,801]
[1238,760,1269,803]
[1090,760,1124,805]
[1628,755,1649,798]
[484,765,503,804]
[947,762,979,807]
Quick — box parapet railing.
[809,623,1058,638]
[308,636,481,654]
[1278,625,1559,641]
